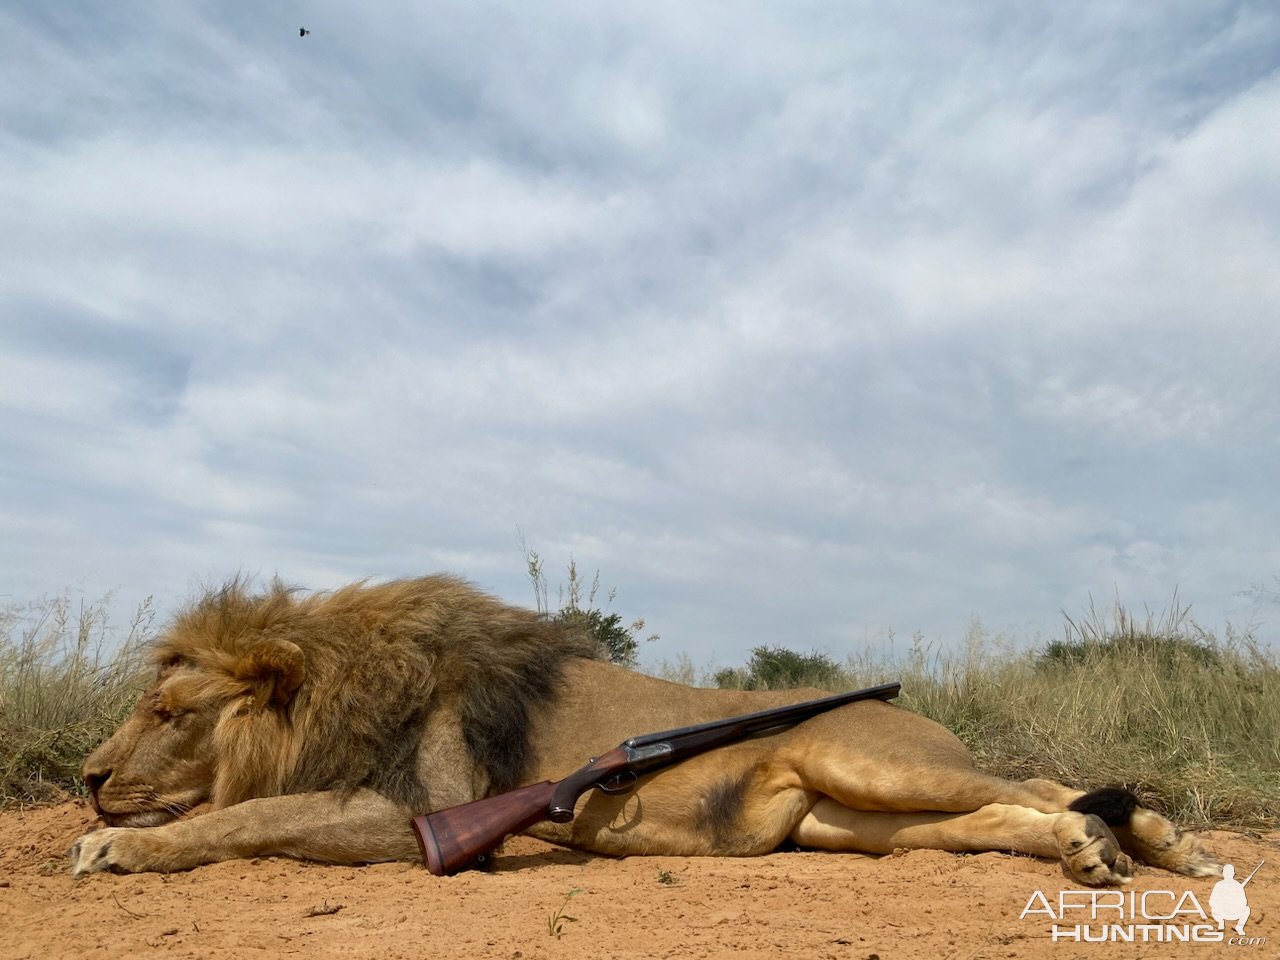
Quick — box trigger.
[597,770,638,794]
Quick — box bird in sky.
[299,27,311,38]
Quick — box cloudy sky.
[3,2,1279,667]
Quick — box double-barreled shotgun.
[411,680,901,875]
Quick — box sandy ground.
[1,802,1276,960]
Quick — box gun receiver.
[412,681,900,875]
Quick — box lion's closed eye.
[149,693,186,723]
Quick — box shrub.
[524,547,655,668]
[1037,594,1221,670]
[714,645,844,690]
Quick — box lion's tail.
[1067,786,1138,825]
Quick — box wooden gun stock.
[412,681,900,875]
[412,746,632,875]
[412,780,554,876]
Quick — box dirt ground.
[1,802,1276,960]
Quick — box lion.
[70,575,1218,885]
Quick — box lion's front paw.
[69,829,124,877]
[1056,813,1134,887]
[68,828,162,877]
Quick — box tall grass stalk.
[0,593,154,807]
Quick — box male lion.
[71,576,1218,885]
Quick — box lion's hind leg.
[789,728,1218,882]
[789,798,1135,886]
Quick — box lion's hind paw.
[1056,813,1134,887]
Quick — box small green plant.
[656,869,678,885]
[546,888,582,939]
[522,541,656,667]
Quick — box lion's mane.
[152,576,597,810]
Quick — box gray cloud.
[2,2,1278,664]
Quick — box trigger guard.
[596,770,638,794]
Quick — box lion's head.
[83,576,595,827]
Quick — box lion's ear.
[234,639,305,709]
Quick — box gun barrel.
[626,681,901,752]
[549,682,900,820]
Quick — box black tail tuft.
[1068,787,1140,825]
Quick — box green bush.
[524,547,655,668]
[1037,595,1221,670]
[714,645,844,690]
[554,607,641,668]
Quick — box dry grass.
[0,592,153,807]
[3,589,1276,831]
[654,599,1280,830]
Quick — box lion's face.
[83,638,306,827]
[82,667,223,827]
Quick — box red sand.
[1,801,1275,959]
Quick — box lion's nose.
[83,766,110,805]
